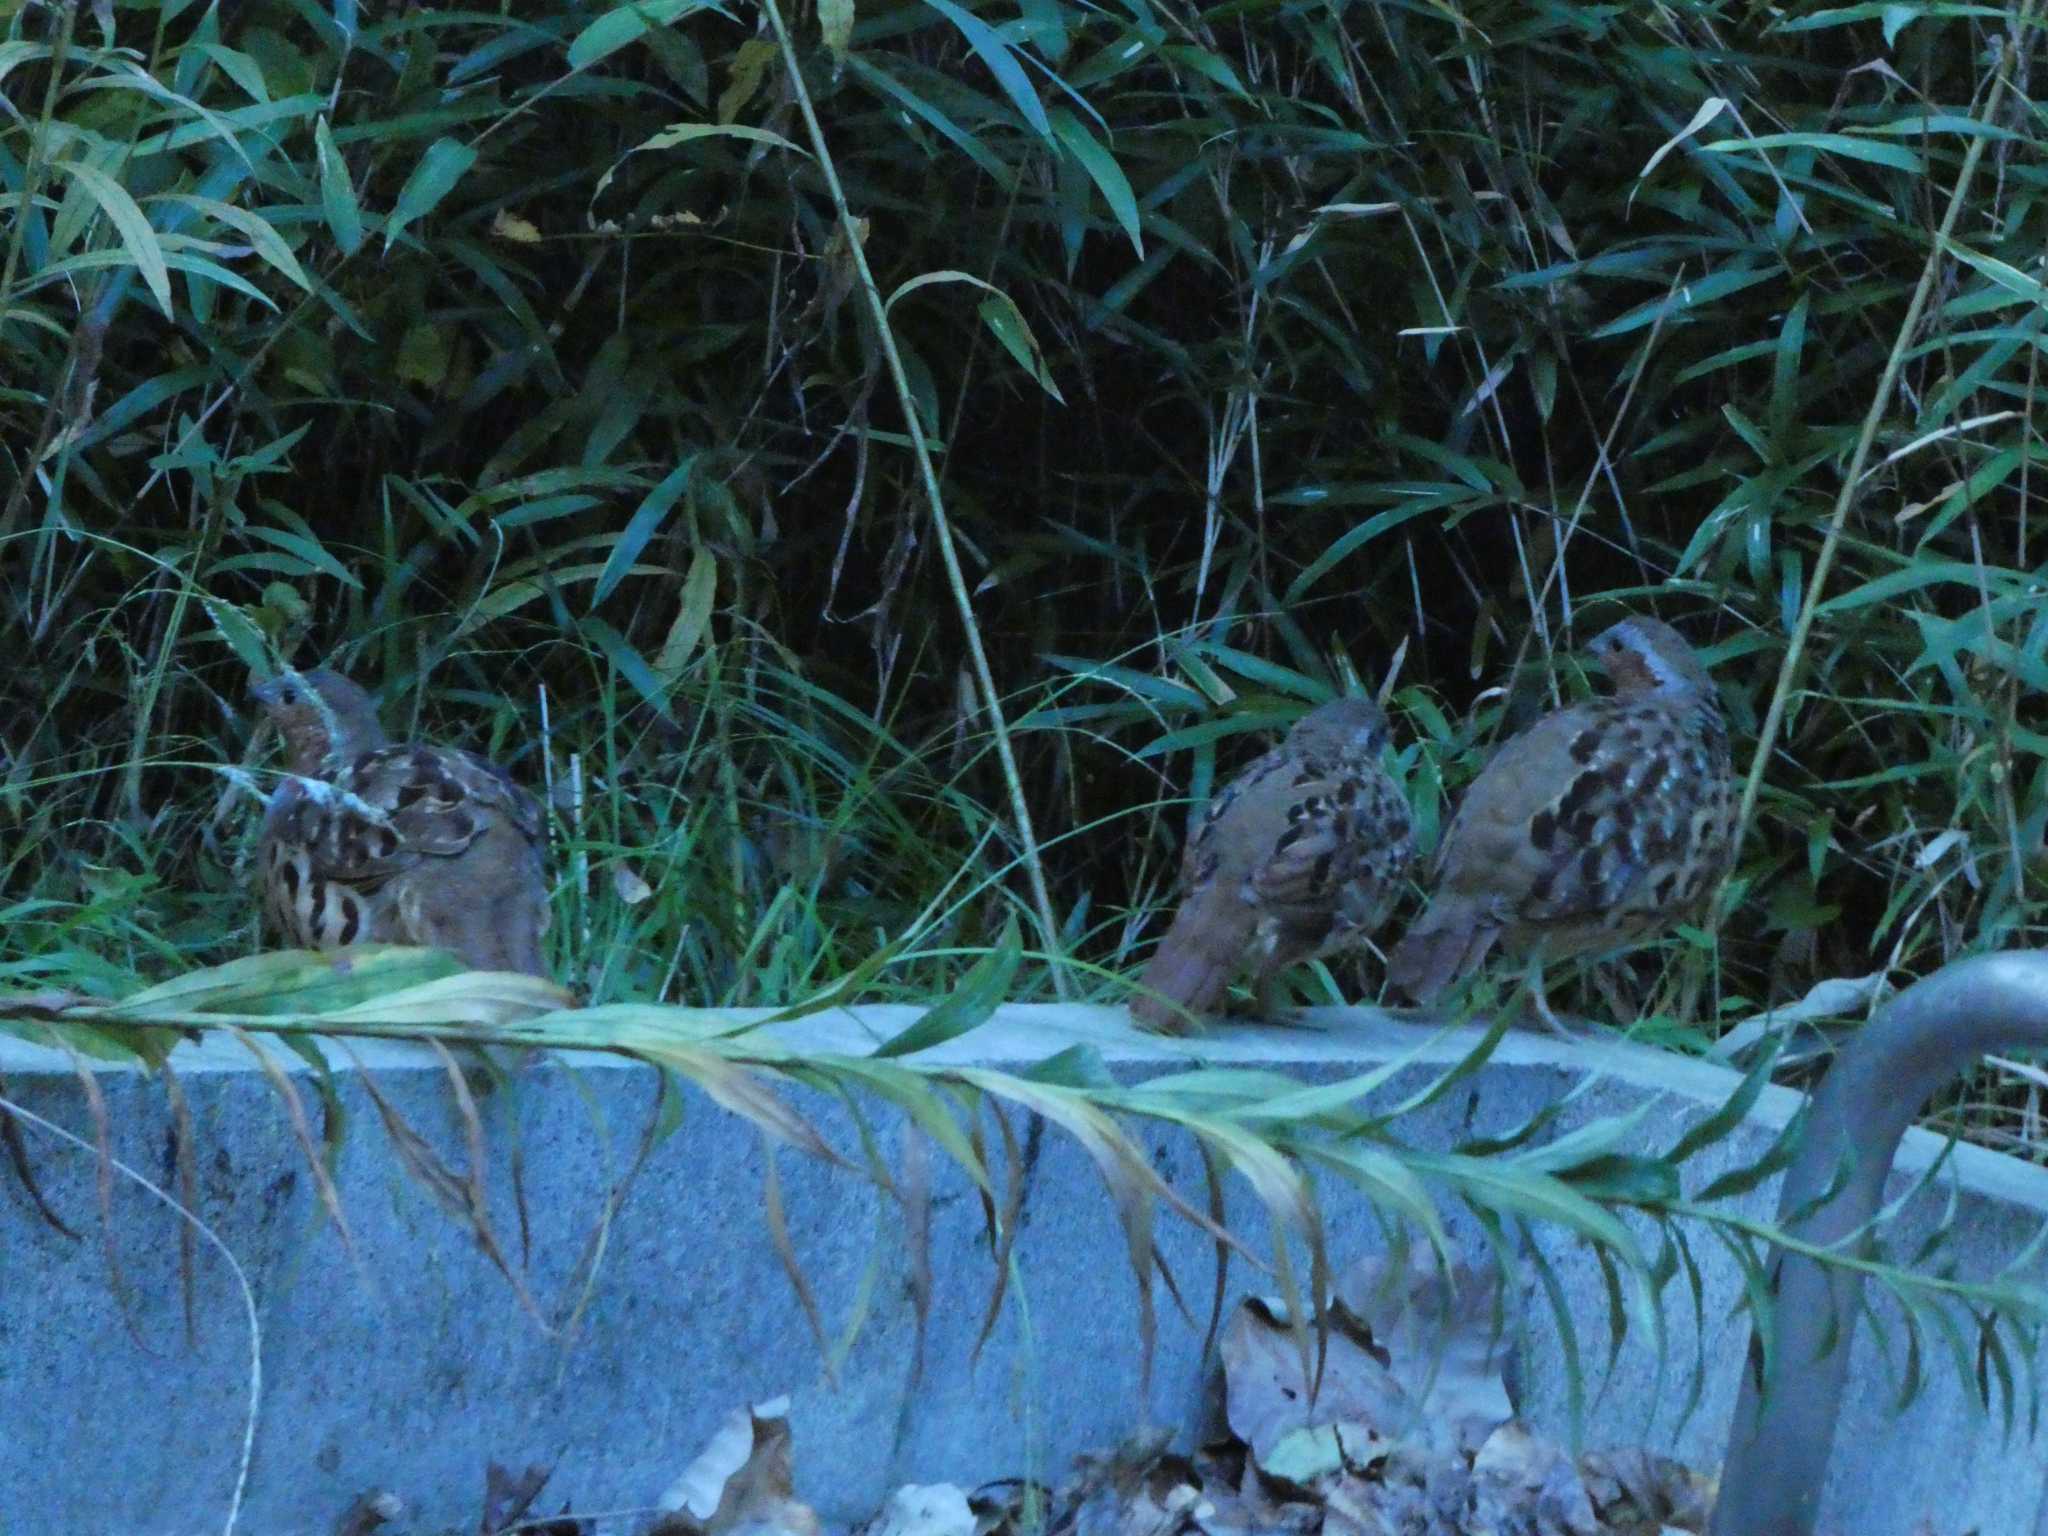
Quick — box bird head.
[1288,695,1393,758]
[1589,615,1712,698]
[251,667,388,774]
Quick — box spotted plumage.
[253,668,551,977]
[1386,615,1735,1028]
[1131,697,1415,1033]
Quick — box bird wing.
[1435,697,1718,927]
[1249,756,1410,923]
[284,744,540,883]
[1177,741,1294,893]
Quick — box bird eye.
[279,688,298,706]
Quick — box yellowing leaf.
[719,39,780,124]
[396,321,451,390]
[657,549,719,679]
[818,0,854,66]
[491,208,543,244]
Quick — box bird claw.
[1525,997,1583,1040]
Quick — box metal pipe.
[1711,950,2048,1536]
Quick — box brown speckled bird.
[1131,697,1415,1033]
[1386,615,1735,1031]
[253,668,550,977]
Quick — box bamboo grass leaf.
[385,137,479,251]
[917,0,1051,137]
[54,161,172,316]
[313,116,363,254]
[1048,109,1141,256]
[568,0,727,69]
[873,919,1022,1056]
[1701,132,1924,172]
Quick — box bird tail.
[1386,899,1500,1006]
[1130,896,1247,1034]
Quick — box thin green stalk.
[0,0,82,546]
[1720,12,2040,925]
[754,0,1070,997]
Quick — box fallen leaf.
[1578,1447,1713,1532]
[1472,1422,1599,1536]
[865,1485,974,1536]
[1220,1297,1408,1466]
[654,1398,820,1536]
[1334,1253,1514,1455]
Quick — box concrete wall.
[1,1005,2043,1535]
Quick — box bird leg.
[1521,954,1580,1039]
[1249,967,1285,1024]
[1590,964,1636,1031]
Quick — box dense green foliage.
[5,0,2047,1038]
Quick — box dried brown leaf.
[1472,1423,1598,1536]
[1220,1297,1403,1467]
[1578,1447,1714,1532]
[0,1071,79,1238]
[654,1398,819,1536]
[343,1042,546,1327]
[1333,1252,1513,1455]
[62,1043,154,1357]
[160,1059,199,1343]
[968,1099,1024,1365]
[229,1027,358,1266]
[762,1141,832,1381]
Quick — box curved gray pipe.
[1711,950,2048,1536]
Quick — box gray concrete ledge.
[1,1004,2043,1535]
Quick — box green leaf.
[887,270,1064,401]
[1043,654,1205,707]
[1594,265,1779,338]
[396,321,452,390]
[717,39,780,123]
[569,0,722,70]
[1635,96,1730,190]
[202,598,269,673]
[1019,1043,1118,1089]
[580,616,675,718]
[1160,43,1248,96]
[872,920,1021,1056]
[385,137,478,251]
[593,458,695,606]
[55,160,171,317]
[632,121,809,158]
[1940,236,2048,308]
[843,56,1013,187]
[1284,501,1453,602]
[918,0,1050,137]
[1701,132,1924,172]
[153,194,310,292]
[1049,109,1141,256]
[1817,560,2023,617]
[195,43,271,102]
[976,295,1065,401]
[314,116,363,255]
[1666,1039,1781,1166]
